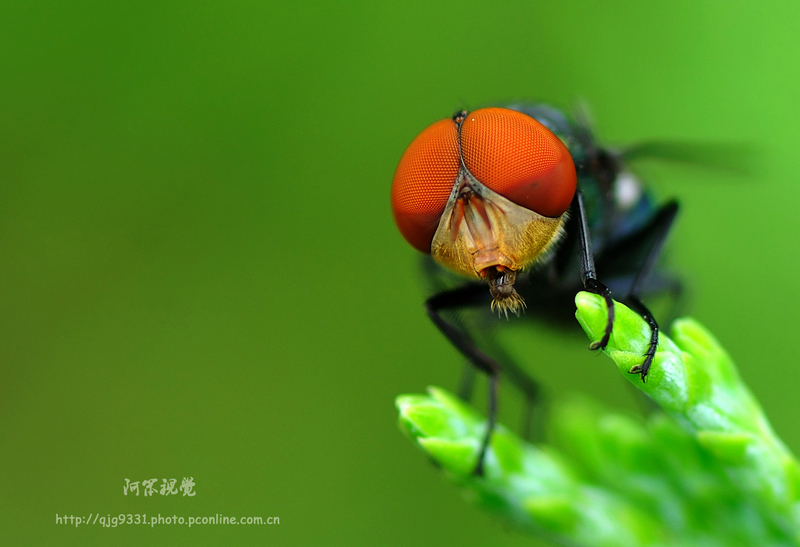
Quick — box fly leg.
[574,191,615,351]
[457,361,477,401]
[425,284,539,475]
[618,201,679,380]
[426,286,498,476]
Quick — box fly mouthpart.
[483,267,526,319]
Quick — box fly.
[390,104,679,475]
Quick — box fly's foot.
[628,362,648,382]
[628,347,656,382]
[584,279,615,352]
[589,338,609,351]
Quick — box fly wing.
[616,140,758,176]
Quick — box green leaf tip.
[396,387,479,443]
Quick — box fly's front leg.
[625,296,659,380]
[574,191,615,351]
[425,285,501,476]
[620,201,679,380]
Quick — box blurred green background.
[2,1,799,545]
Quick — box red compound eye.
[391,118,460,253]
[459,107,576,217]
